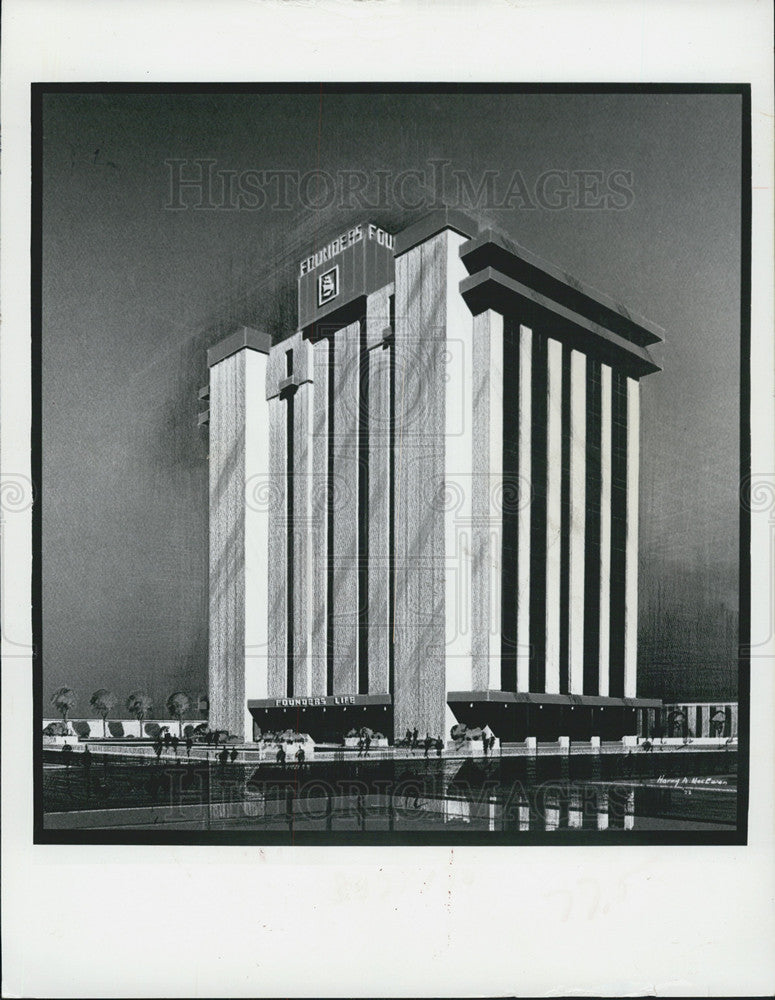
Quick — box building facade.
[201,210,663,743]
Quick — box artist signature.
[655,776,729,787]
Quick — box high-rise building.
[201,209,662,743]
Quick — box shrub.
[72,720,91,739]
[43,721,67,736]
[108,721,125,738]
[347,728,359,738]
[145,722,161,739]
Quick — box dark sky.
[41,90,741,715]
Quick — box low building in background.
[656,702,739,739]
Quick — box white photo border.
[2,1,773,997]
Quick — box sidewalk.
[44,735,738,766]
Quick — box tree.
[51,687,77,732]
[126,691,152,737]
[667,709,687,738]
[90,689,116,738]
[166,692,190,737]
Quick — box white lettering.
[299,222,391,275]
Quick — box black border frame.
[30,82,751,846]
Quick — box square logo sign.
[317,266,339,307]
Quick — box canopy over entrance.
[248,694,392,744]
[447,691,662,741]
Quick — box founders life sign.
[297,223,395,330]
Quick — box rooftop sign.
[298,222,395,330]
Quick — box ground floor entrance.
[446,691,663,742]
[247,691,662,744]
[248,695,393,745]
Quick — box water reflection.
[230,776,732,832]
[43,747,737,832]
[428,782,639,832]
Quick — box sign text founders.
[297,221,396,329]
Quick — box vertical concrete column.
[393,231,448,742]
[310,336,331,696]
[366,285,394,695]
[292,376,315,698]
[516,325,532,692]
[331,320,361,694]
[568,349,586,694]
[471,309,503,691]
[264,331,315,701]
[266,395,287,698]
[244,349,271,736]
[598,363,613,697]
[544,337,563,693]
[730,703,738,737]
[207,328,272,741]
[208,356,244,739]
[624,377,640,698]
[445,232,474,721]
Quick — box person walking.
[364,735,371,757]
[185,736,193,758]
[295,746,305,767]
[276,743,286,766]
[412,727,419,748]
